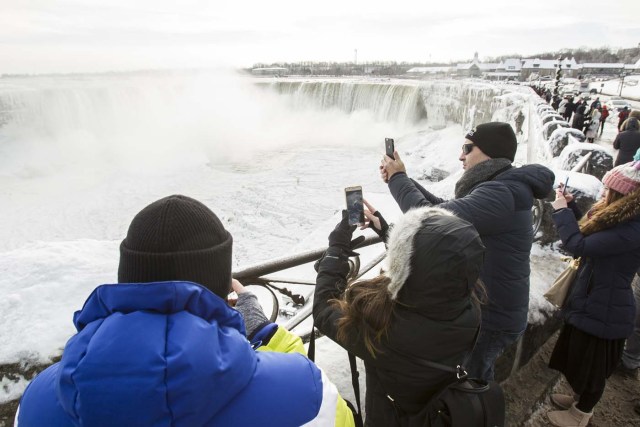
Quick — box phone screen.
[385,138,395,160]
[345,187,364,225]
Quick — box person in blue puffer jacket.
[16,195,354,427]
[546,162,640,427]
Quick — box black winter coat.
[613,130,640,166]
[553,204,640,339]
[313,247,479,427]
[388,165,554,333]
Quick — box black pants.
[549,324,624,413]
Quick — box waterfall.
[264,80,428,125]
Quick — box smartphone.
[562,176,569,195]
[385,138,395,160]
[345,186,364,226]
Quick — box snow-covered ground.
[0,73,588,404]
[592,76,640,101]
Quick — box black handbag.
[358,328,505,427]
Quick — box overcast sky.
[1,0,639,74]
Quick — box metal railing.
[232,235,385,331]
[570,151,593,174]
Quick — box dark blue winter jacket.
[16,281,352,427]
[388,164,554,333]
[552,208,640,339]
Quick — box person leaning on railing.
[16,195,355,427]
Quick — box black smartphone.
[345,186,364,226]
[562,176,569,195]
[385,138,395,160]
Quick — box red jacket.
[600,107,609,120]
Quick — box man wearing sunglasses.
[380,122,554,382]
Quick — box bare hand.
[379,161,389,183]
[360,199,381,230]
[551,189,569,210]
[558,184,575,203]
[231,279,247,294]
[381,151,406,181]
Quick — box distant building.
[483,58,522,81]
[403,53,637,81]
[406,66,453,78]
[520,58,578,80]
[579,63,626,76]
[456,52,499,78]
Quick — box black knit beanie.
[465,122,517,162]
[118,195,233,298]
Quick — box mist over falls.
[0,75,515,178]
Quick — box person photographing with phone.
[545,162,640,426]
[379,123,555,381]
[313,200,488,426]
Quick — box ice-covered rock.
[541,113,564,124]
[547,127,585,157]
[560,143,613,180]
[542,120,570,140]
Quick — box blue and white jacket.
[16,281,354,427]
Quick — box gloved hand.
[328,210,365,256]
[363,200,390,243]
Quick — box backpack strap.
[388,326,481,379]
[347,352,364,427]
[308,322,316,362]
[309,323,364,427]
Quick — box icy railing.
[232,235,383,333]
[570,152,593,174]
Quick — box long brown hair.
[331,275,487,358]
[331,275,394,357]
[578,187,624,234]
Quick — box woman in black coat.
[313,204,486,427]
[613,117,640,166]
[547,162,640,426]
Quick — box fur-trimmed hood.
[384,206,485,318]
[580,188,640,235]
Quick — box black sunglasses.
[462,143,474,155]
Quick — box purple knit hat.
[602,161,640,196]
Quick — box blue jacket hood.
[58,281,257,426]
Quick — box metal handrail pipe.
[232,235,382,280]
[571,152,592,173]
[282,250,387,331]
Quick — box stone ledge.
[501,331,561,426]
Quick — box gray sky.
[1,0,639,74]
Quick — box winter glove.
[314,211,365,272]
[328,210,365,256]
[367,210,390,244]
[234,292,270,340]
